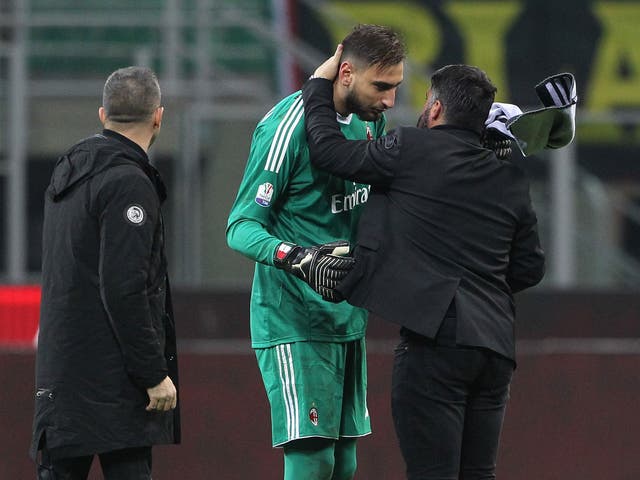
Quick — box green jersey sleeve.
[226,93,305,265]
[226,219,281,266]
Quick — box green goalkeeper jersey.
[227,90,386,348]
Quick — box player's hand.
[146,376,177,412]
[273,240,354,302]
[312,44,343,81]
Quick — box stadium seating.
[28,0,273,79]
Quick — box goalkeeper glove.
[273,241,355,302]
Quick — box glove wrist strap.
[274,242,297,267]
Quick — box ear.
[98,107,107,125]
[153,106,164,128]
[337,61,353,87]
[430,100,443,123]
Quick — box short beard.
[344,89,381,122]
[416,97,436,129]
[416,112,428,129]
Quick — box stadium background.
[1,0,640,478]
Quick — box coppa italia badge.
[309,406,319,426]
[255,182,274,207]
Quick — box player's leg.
[459,353,514,480]
[99,446,152,480]
[331,437,357,480]
[283,436,357,480]
[255,342,351,479]
[334,338,371,480]
[283,438,336,480]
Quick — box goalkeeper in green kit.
[226,25,406,480]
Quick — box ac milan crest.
[366,124,373,141]
[309,407,319,426]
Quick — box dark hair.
[429,65,496,133]
[102,66,161,123]
[341,24,406,70]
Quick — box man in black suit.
[301,46,545,479]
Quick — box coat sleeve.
[96,166,168,389]
[507,181,546,293]
[302,78,400,186]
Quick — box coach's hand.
[483,129,513,160]
[312,44,343,81]
[273,240,355,302]
[146,376,177,412]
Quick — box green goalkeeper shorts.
[255,338,371,447]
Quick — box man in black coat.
[30,66,180,480]
[302,47,545,479]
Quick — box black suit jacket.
[302,79,545,360]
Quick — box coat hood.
[48,131,164,202]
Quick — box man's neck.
[104,123,151,152]
[332,82,350,117]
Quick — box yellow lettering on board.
[320,1,441,108]
[587,2,640,110]
[446,1,521,101]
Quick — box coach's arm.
[302,77,399,187]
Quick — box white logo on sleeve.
[124,205,146,225]
[255,182,274,207]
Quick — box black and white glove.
[273,241,355,302]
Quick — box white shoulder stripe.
[266,97,303,173]
[265,97,304,173]
[273,108,304,174]
[260,105,277,123]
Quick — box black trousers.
[391,319,515,480]
[37,446,152,480]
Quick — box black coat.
[303,79,545,361]
[30,129,180,460]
